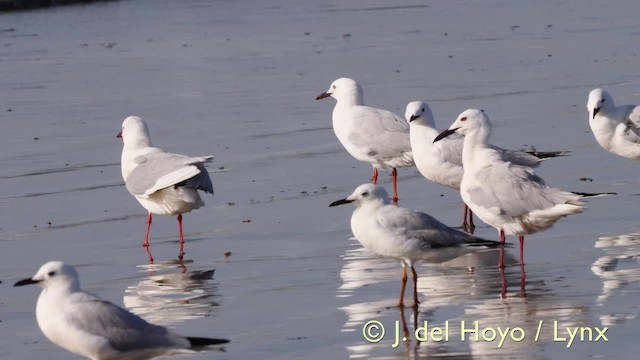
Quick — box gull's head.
[329,183,391,208]
[433,109,490,142]
[316,77,363,104]
[14,261,81,291]
[587,88,611,119]
[119,116,152,148]
[405,101,435,127]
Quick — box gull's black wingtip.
[187,337,230,347]
[572,191,617,198]
[526,150,571,159]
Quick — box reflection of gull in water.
[592,233,640,325]
[123,260,220,327]
[340,242,513,358]
[464,283,586,360]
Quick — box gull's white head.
[14,261,81,291]
[118,116,152,148]
[405,101,435,127]
[316,77,364,105]
[433,109,491,143]
[587,88,613,119]
[329,183,391,208]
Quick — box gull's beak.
[592,106,601,119]
[433,127,459,143]
[116,131,122,138]
[409,114,419,122]
[14,277,40,287]
[329,198,354,207]
[316,92,331,100]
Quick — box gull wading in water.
[14,261,228,360]
[316,78,414,201]
[434,109,608,267]
[406,101,565,232]
[118,116,214,260]
[586,88,640,159]
[330,183,503,307]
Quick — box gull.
[118,116,214,260]
[434,109,599,267]
[316,78,414,201]
[329,183,503,307]
[406,101,565,232]
[586,88,640,159]
[14,261,228,360]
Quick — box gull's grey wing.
[125,151,214,197]
[347,106,413,163]
[65,292,188,352]
[621,105,640,142]
[434,130,464,167]
[376,206,469,248]
[466,163,580,217]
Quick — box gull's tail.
[187,337,230,347]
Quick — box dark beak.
[316,92,331,100]
[329,198,354,207]
[433,127,459,143]
[592,106,601,119]
[116,131,122,138]
[409,115,419,122]
[14,278,39,287]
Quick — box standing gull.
[14,261,228,360]
[406,101,565,232]
[586,88,640,159]
[316,78,414,201]
[330,183,502,307]
[434,109,590,266]
[118,116,214,260]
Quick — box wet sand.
[1,0,639,359]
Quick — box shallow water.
[1,0,639,359]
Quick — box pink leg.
[498,230,506,269]
[411,265,420,308]
[468,209,475,233]
[178,214,185,259]
[143,212,152,247]
[462,204,476,233]
[391,168,399,202]
[518,235,524,265]
[372,167,378,184]
[398,264,407,308]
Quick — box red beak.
[116,131,122,138]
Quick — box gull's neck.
[461,126,492,170]
[335,91,364,109]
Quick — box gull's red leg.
[372,167,378,184]
[392,168,399,202]
[398,264,407,307]
[518,235,525,265]
[143,212,152,247]
[178,214,185,259]
[498,230,506,269]
[411,265,420,308]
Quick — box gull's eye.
[361,191,369,196]
[332,85,337,89]
[460,117,467,121]
[48,271,56,277]
[602,98,606,103]
[421,108,424,112]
